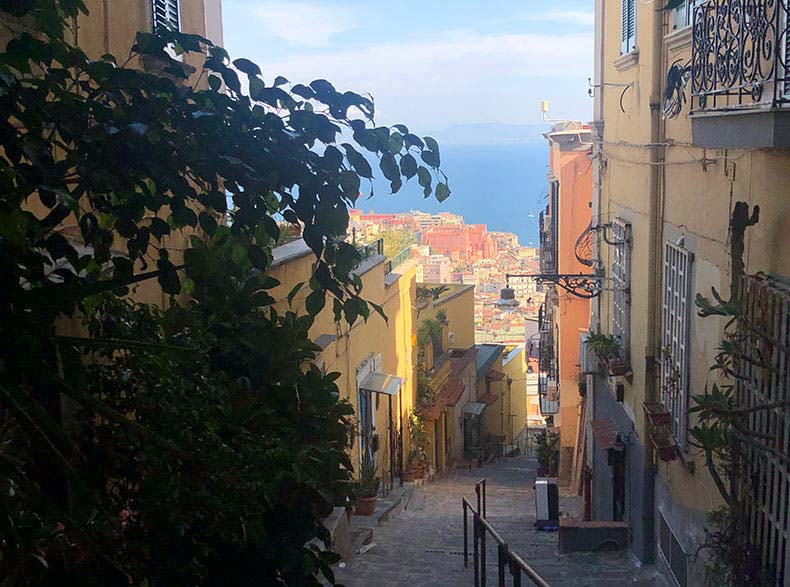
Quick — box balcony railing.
[356,237,384,261]
[691,0,790,112]
[384,246,411,274]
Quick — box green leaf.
[183,277,196,295]
[436,182,450,202]
[232,58,261,77]
[400,153,417,179]
[417,166,432,197]
[306,290,326,316]
[342,144,372,179]
[287,282,305,306]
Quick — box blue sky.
[220,1,594,133]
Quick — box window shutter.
[621,0,636,54]
[611,219,631,354]
[152,0,180,32]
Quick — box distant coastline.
[366,140,549,246]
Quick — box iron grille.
[691,0,790,112]
[736,274,789,586]
[660,242,693,449]
[658,512,688,587]
[611,219,631,355]
[152,0,180,32]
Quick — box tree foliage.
[0,2,448,583]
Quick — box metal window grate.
[611,219,631,355]
[152,0,180,32]
[737,274,789,586]
[661,242,693,448]
[621,0,636,54]
[658,512,688,587]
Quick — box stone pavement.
[334,456,668,587]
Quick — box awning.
[592,418,618,450]
[462,401,486,416]
[486,370,506,382]
[445,379,466,407]
[358,372,402,396]
[478,392,498,406]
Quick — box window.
[658,512,688,586]
[672,0,703,30]
[611,219,631,356]
[152,0,180,32]
[660,242,693,448]
[621,0,636,54]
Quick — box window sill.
[614,49,639,72]
[665,26,692,52]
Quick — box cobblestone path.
[335,456,667,587]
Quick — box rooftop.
[475,343,505,379]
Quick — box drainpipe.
[590,0,605,333]
[641,2,667,567]
[646,2,666,413]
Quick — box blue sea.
[362,142,549,246]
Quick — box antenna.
[541,100,567,124]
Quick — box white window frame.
[660,242,693,449]
[621,0,637,54]
[672,0,704,30]
[611,219,631,357]
[152,0,180,32]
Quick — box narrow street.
[336,456,667,586]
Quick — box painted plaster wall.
[268,248,418,479]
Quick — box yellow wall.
[268,244,417,482]
[417,283,475,351]
[502,346,528,445]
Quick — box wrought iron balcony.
[690,0,790,147]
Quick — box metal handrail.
[462,485,550,586]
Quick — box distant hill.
[430,123,550,146]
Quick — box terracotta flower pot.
[355,496,377,516]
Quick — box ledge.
[665,26,692,52]
[614,49,639,72]
[691,107,790,148]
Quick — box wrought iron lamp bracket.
[506,272,604,299]
[592,223,629,247]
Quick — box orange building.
[538,122,593,488]
[422,224,497,263]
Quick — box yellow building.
[474,343,507,458]
[501,345,529,451]
[591,0,790,584]
[414,283,477,474]
[269,239,417,487]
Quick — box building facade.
[538,122,593,487]
[590,0,790,584]
[269,239,418,487]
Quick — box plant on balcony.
[416,365,437,406]
[584,333,628,376]
[435,308,448,324]
[404,410,430,482]
[535,429,559,477]
[0,2,449,584]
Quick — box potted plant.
[535,429,559,477]
[403,410,429,482]
[355,457,380,516]
[585,333,628,376]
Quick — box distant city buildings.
[350,208,545,345]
